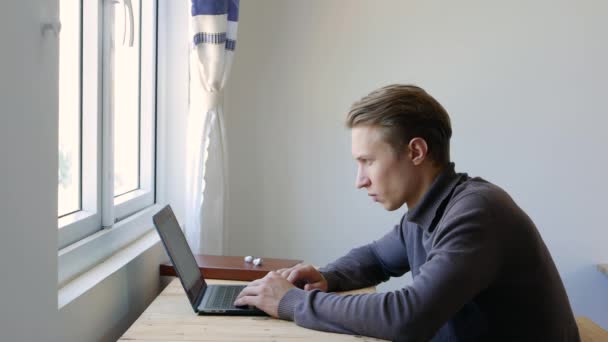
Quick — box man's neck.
[406,163,446,209]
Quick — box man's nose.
[356,171,370,189]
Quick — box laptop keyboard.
[207,285,247,309]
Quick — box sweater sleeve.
[278,194,503,341]
[318,218,411,292]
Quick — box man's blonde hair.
[346,84,452,165]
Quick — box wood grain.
[121,277,608,341]
[576,316,608,342]
[119,278,384,341]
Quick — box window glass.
[58,0,82,217]
[113,0,141,197]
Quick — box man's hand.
[276,264,328,292]
[234,271,295,318]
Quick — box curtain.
[185,0,238,254]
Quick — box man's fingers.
[278,263,305,278]
[279,265,299,278]
[287,266,316,283]
[280,269,294,279]
[304,282,324,291]
[234,294,259,307]
[277,264,318,285]
[248,278,263,287]
[286,268,304,283]
[236,284,261,300]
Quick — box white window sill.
[58,230,160,309]
[58,204,164,308]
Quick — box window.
[58,0,82,218]
[113,0,141,198]
[58,0,157,250]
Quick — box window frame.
[58,0,101,249]
[113,0,157,221]
[58,0,157,250]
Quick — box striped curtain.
[185,0,239,255]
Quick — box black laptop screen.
[153,205,206,306]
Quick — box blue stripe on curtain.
[192,0,228,16]
[228,0,239,22]
[225,39,236,51]
[193,32,226,45]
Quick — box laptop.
[153,205,267,316]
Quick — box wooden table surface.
[119,278,385,341]
[576,316,608,342]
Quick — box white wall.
[56,244,168,341]
[0,1,186,341]
[224,0,608,328]
[0,0,59,340]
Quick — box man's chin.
[372,196,401,211]
[381,201,404,211]
[381,202,397,211]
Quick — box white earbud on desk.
[244,255,263,266]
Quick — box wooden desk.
[159,255,303,281]
[576,316,608,342]
[119,278,384,341]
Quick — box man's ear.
[408,137,428,166]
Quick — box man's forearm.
[319,244,390,292]
[319,224,411,292]
[278,287,436,341]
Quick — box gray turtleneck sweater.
[277,164,579,341]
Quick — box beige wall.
[224,0,608,328]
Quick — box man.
[234,85,580,341]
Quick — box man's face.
[351,125,419,211]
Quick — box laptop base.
[197,284,267,316]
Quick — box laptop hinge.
[194,283,208,309]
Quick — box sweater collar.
[406,163,464,231]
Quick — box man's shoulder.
[450,176,514,211]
